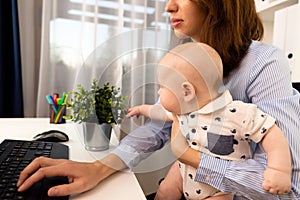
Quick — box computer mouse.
[33,130,69,142]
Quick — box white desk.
[0,118,146,200]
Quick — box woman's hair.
[191,0,264,78]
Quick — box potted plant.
[65,78,127,151]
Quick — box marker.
[61,92,67,104]
[46,95,58,113]
[53,93,59,105]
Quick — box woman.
[17,0,300,199]
[155,1,300,199]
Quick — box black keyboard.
[0,139,69,200]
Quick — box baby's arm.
[126,104,152,119]
[126,104,172,122]
[261,124,291,194]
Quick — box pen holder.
[49,104,66,124]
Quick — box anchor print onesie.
[177,90,276,199]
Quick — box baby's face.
[157,82,181,114]
[157,58,186,114]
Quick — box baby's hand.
[126,106,141,118]
[262,167,291,195]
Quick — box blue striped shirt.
[112,41,300,199]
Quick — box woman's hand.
[17,154,126,196]
[170,114,189,157]
[170,114,201,168]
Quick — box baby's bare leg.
[155,161,183,200]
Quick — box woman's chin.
[174,30,190,40]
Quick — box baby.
[127,42,291,199]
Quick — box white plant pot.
[82,122,112,151]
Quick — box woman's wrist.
[97,154,128,177]
[178,147,201,169]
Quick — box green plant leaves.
[65,78,127,124]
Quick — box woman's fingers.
[17,157,67,191]
[47,182,83,197]
[47,172,100,197]
[47,162,104,196]
[17,157,104,197]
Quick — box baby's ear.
[182,81,195,102]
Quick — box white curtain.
[19,0,186,121]
[37,0,176,122]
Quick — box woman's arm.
[170,113,200,167]
[113,105,173,168]
[18,99,173,196]
[181,44,300,199]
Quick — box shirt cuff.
[195,153,229,191]
[111,144,146,169]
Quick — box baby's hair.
[166,42,224,96]
[197,43,223,79]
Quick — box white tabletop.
[0,118,146,200]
